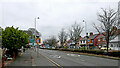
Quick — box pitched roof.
[97,35,105,38]
[88,34,98,39]
[81,36,88,40]
[80,34,98,40]
[79,29,120,41]
[67,38,73,43]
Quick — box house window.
[81,41,82,43]
[91,40,93,43]
[103,38,105,41]
[98,38,100,41]
[83,40,85,43]
[119,45,120,47]
[111,44,113,47]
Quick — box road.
[6,48,119,68]
[38,49,118,66]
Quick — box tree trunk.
[107,30,109,53]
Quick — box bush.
[108,51,120,57]
[45,48,120,57]
[95,50,104,55]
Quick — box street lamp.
[35,17,40,37]
[34,17,40,57]
[83,20,88,49]
[83,20,87,35]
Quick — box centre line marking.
[38,51,63,68]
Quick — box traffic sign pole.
[35,38,41,58]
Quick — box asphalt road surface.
[6,48,119,68]
[38,49,118,66]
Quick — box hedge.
[41,48,120,57]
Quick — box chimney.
[90,32,93,36]
[86,33,88,36]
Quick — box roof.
[97,35,105,38]
[81,36,88,40]
[80,34,98,40]
[88,34,98,39]
[79,29,120,41]
[67,38,73,43]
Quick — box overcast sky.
[1,0,120,41]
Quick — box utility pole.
[83,20,88,49]
[83,20,87,35]
[34,17,40,57]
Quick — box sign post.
[35,38,41,57]
[29,39,35,46]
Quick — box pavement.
[6,48,55,67]
[6,48,119,68]
[0,48,2,68]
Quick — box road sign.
[29,39,35,43]
[29,39,35,45]
[35,38,41,43]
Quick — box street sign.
[29,39,35,43]
[29,39,35,46]
[35,38,41,43]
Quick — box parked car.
[52,47,55,49]
[100,45,111,50]
[3,50,12,61]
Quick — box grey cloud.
[2,0,119,41]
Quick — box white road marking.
[71,54,75,56]
[57,56,61,59]
[76,58,85,61]
[67,54,81,57]
[67,54,70,55]
[81,59,85,61]
[38,52,62,67]
[50,55,61,59]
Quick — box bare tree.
[58,28,68,48]
[47,36,57,48]
[69,22,83,44]
[93,8,118,53]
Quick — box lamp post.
[83,20,87,49]
[35,17,40,38]
[83,20,87,35]
[34,17,40,57]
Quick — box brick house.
[96,34,106,49]
[79,32,106,49]
[86,32,98,49]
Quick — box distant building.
[23,28,41,46]
[80,32,105,49]
[28,28,41,36]
[56,41,61,47]
[80,36,87,47]
[109,29,120,51]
